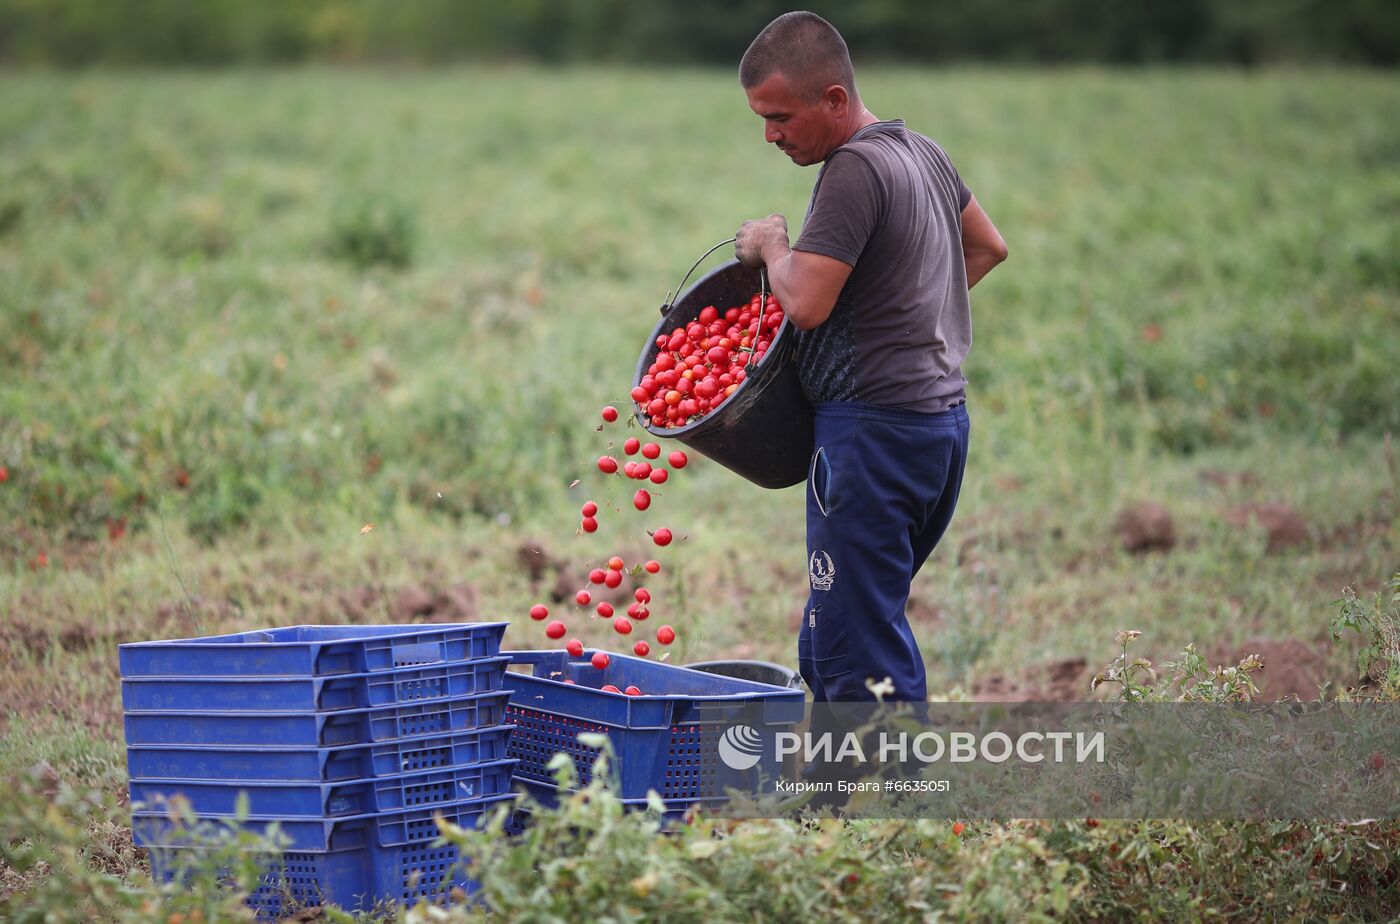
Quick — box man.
[734,12,1007,703]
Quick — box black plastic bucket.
[632,258,813,489]
[685,659,804,691]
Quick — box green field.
[2,68,1399,920]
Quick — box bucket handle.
[660,238,768,319]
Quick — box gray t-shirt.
[791,119,972,413]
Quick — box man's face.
[745,72,844,167]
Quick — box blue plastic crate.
[123,690,511,748]
[119,623,507,678]
[121,656,509,713]
[502,649,804,802]
[129,758,517,818]
[146,807,512,917]
[125,724,515,783]
[134,792,518,853]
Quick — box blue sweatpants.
[797,401,970,703]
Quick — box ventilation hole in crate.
[664,725,723,799]
[405,816,440,842]
[505,706,607,784]
[398,677,446,702]
[402,745,449,772]
[250,853,323,917]
[400,708,449,738]
[403,781,453,806]
[399,842,460,901]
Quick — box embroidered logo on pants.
[809,550,835,591]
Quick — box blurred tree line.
[1,0,1396,66]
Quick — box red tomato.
[613,617,633,635]
[601,406,618,422]
[641,443,661,459]
[668,451,688,469]
[624,437,640,455]
[581,516,598,533]
[657,625,676,645]
[699,306,718,324]
[626,602,640,618]
[651,527,672,546]
[644,560,661,574]
[633,641,650,657]
[597,456,618,474]
[624,685,642,696]
[633,489,651,511]
[647,398,666,417]
[649,468,668,485]
[634,461,652,479]
[529,604,549,621]
[604,568,623,588]
[545,620,567,640]
[581,501,598,517]
[591,651,610,669]
[597,601,615,618]
[633,606,649,620]
[575,590,591,606]
[623,461,639,478]
[566,638,584,657]
[607,555,624,571]
[706,346,729,365]
[630,386,648,403]
[635,588,651,603]
[601,683,622,694]
[589,568,606,584]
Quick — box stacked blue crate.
[121,623,518,917]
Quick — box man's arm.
[961,194,1007,290]
[734,214,852,331]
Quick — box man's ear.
[824,84,849,115]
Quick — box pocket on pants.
[808,446,834,517]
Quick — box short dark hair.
[739,11,856,103]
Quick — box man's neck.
[841,107,882,145]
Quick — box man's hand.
[735,214,789,268]
[733,213,853,330]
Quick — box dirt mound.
[516,539,557,582]
[1114,502,1175,553]
[388,582,478,622]
[1223,503,1309,553]
[971,656,1090,701]
[1210,636,1331,700]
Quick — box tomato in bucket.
[631,244,813,489]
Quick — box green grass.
[1,66,1398,920]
